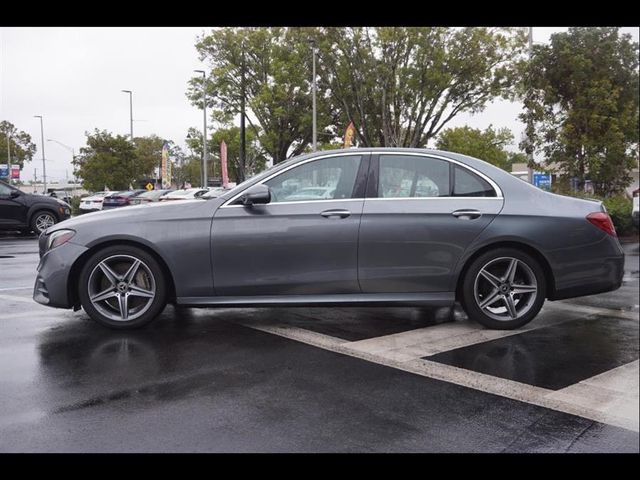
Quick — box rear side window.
[378,155,450,198]
[453,166,496,197]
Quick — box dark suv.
[0,180,71,235]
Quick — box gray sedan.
[33,148,624,330]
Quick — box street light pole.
[121,90,133,141]
[34,116,47,194]
[194,70,208,188]
[311,39,317,151]
[239,41,246,182]
[527,27,534,185]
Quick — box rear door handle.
[321,209,351,219]
[452,209,482,220]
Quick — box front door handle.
[452,209,482,220]
[321,209,351,219]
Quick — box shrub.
[602,195,636,237]
[69,196,82,216]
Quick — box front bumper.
[33,241,88,308]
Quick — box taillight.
[586,212,617,237]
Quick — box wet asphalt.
[0,233,638,452]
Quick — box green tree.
[74,130,140,191]
[0,120,37,170]
[519,27,639,197]
[187,27,334,170]
[436,125,520,171]
[317,27,527,148]
[133,134,167,180]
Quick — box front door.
[211,153,369,296]
[358,153,504,293]
[0,183,26,227]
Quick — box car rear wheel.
[30,210,57,234]
[460,248,546,330]
[78,245,167,329]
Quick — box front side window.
[265,155,362,203]
[0,182,13,196]
[378,155,450,198]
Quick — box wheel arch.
[455,241,556,301]
[67,239,177,309]
[28,205,60,225]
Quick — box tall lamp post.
[310,39,317,151]
[194,70,208,188]
[121,90,133,141]
[47,139,76,196]
[239,41,246,183]
[526,27,534,185]
[33,115,47,194]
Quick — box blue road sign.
[533,172,552,190]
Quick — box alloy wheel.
[35,213,55,233]
[473,257,538,322]
[87,254,156,322]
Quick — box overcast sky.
[1,26,638,183]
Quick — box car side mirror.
[240,184,271,206]
[9,190,21,198]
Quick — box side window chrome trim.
[220,151,503,208]
[365,197,503,201]
[220,152,367,208]
[221,198,365,208]
[377,152,503,199]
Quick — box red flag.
[220,140,229,188]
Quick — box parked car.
[0,180,71,234]
[200,187,231,199]
[102,190,146,209]
[129,189,175,205]
[633,188,639,228]
[48,190,73,204]
[158,188,209,201]
[79,192,110,213]
[33,148,624,330]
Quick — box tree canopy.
[0,120,37,169]
[436,125,522,171]
[188,27,527,166]
[520,27,639,197]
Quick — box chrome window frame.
[220,151,503,208]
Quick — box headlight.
[46,229,76,250]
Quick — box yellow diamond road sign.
[145,183,154,191]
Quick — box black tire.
[78,245,167,329]
[460,248,546,330]
[30,210,58,235]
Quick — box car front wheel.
[460,248,546,330]
[78,245,167,329]
[31,210,57,234]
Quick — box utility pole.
[527,27,534,184]
[34,115,47,194]
[121,90,133,141]
[194,71,208,188]
[311,39,317,151]
[6,132,10,185]
[239,41,246,183]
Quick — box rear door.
[358,153,504,293]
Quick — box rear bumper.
[549,253,625,301]
[33,241,88,309]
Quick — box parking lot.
[0,234,638,452]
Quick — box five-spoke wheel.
[79,245,167,329]
[461,248,546,329]
[31,211,56,234]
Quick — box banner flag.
[0,164,8,178]
[10,165,20,179]
[220,141,229,188]
[161,142,170,188]
[343,121,356,148]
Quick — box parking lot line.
[344,311,581,362]
[0,287,33,292]
[546,300,639,321]
[243,321,639,432]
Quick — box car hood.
[48,197,225,234]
